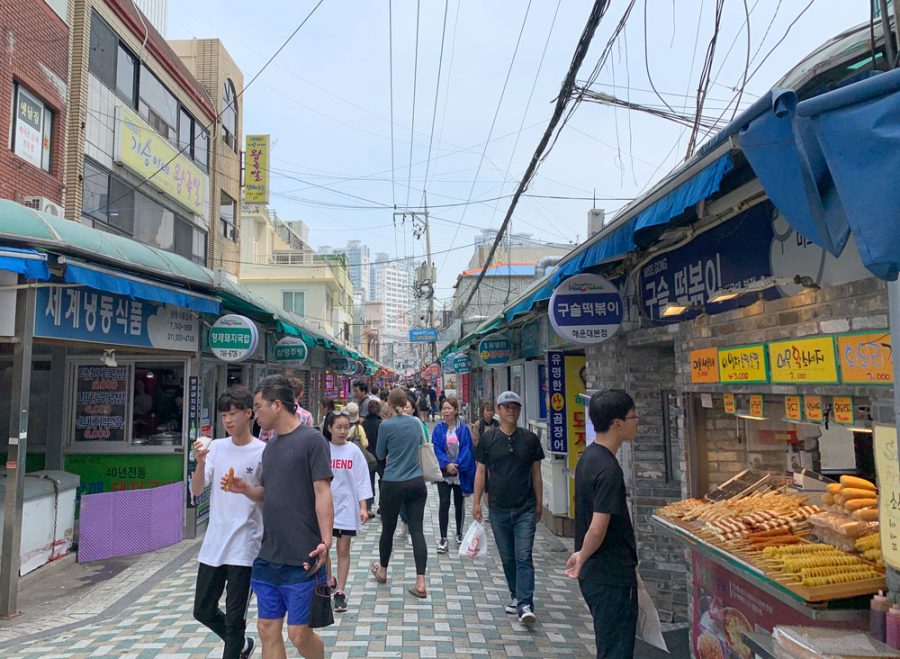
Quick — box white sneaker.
[504,598,518,614]
[436,538,449,554]
[518,604,536,624]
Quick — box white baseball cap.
[497,391,522,406]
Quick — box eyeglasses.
[623,415,639,422]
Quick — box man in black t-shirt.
[473,391,544,625]
[566,389,639,658]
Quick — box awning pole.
[0,284,35,618]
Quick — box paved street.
[0,494,684,658]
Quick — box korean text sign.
[768,336,839,384]
[75,366,128,442]
[478,333,512,365]
[114,105,208,216]
[244,134,270,204]
[34,286,199,351]
[838,332,893,384]
[690,347,719,383]
[875,425,900,569]
[549,273,622,345]
[546,351,567,454]
[718,344,768,383]
[565,354,587,519]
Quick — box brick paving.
[0,493,609,658]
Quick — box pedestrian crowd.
[191,374,638,658]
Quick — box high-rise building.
[345,240,371,302]
[371,252,414,367]
[132,0,167,36]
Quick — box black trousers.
[436,481,464,539]
[194,562,252,659]
[579,579,638,659]
[378,477,428,574]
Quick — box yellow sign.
[768,336,839,384]
[833,396,854,424]
[565,355,587,519]
[244,134,270,204]
[838,332,893,384]
[718,344,768,383]
[749,394,764,418]
[874,425,899,568]
[723,393,736,414]
[113,105,207,216]
[785,395,803,421]
[690,347,719,383]
[804,395,824,422]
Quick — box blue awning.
[739,89,850,256]
[549,152,734,287]
[62,259,220,314]
[0,247,49,280]
[505,281,554,321]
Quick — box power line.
[421,0,451,202]
[389,0,397,209]
[461,0,612,312]
[405,0,422,208]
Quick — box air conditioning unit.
[23,196,64,217]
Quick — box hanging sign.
[768,336,839,384]
[275,336,308,368]
[749,394,764,418]
[785,395,803,421]
[442,353,457,373]
[549,273,623,345]
[803,395,824,422]
[874,425,900,569]
[452,352,472,374]
[353,360,366,377]
[718,344,768,383]
[209,315,259,363]
[547,351,568,454]
[723,393,736,414]
[478,333,512,366]
[690,347,719,383]
[329,356,349,373]
[244,134,270,204]
[837,332,893,384]
[832,396,854,424]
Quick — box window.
[222,79,238,152]
[10,84,53,172]
[108,175,135,233]
[133,192,174,250]
[177,109,209,172]
[89,11,138,108]
[82,159,109,222]
[282,291,305,316]
[193,122,209,170]
[178,108,192,155]
[131,362,185,443]
[220,191,236,240]
[139,67,178,144]
[173,216,207,265]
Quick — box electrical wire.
[405,0,422,208]
[684,0,725,159]
[421,0,451,202]
[389,0,397,209]
[642,0,677,114]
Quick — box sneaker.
[455,533,463,546]
[397,523,408,538]
[436,538,449,554]
[518,604,536,624]
[333,591,348,613]
[504,598,518,614]
[239,636,255,659]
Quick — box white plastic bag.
[636,575,669,652]
[458,521,488,561]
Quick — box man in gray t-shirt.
[230,376,333,659]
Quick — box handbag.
[351,425,378,472]
[308,581,334,628]
[418,424,443,483]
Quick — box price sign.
[832,396,854,424]
[804,395,824,422]
[768,336,839,384]
[690,347,719,383]
[749,394,764,418]
[724,393,736,414]
[837,332,893,384]
[875,425,900,569]
[74,365,128,442]
[785,395,803,421]
[718,344,768,383]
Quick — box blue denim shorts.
[251,559,324,626]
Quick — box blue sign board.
[34,286,199,351]
[408,328,439,342]
[639,202,776,321]
[452,353,472,374]
[478,333,512,366]
[546,351,567,453]
[549,274,623,345]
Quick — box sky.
[166,0,870,311]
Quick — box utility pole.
[424,192,436,366]
[395,193,437,368]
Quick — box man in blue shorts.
[229,375,334,658]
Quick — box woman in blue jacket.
[431,396,475,553]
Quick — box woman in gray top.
[371,387,428,598]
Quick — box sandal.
[408,586,427,599]
[370,561,387,583]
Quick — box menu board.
[718,344,768,383]
[690,347,720,383]
[74,366,129,442]
[875,425,900,570]
[768,336,839,384]
[705,469,770,502]
[838,332,893,384]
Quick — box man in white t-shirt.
[191,386,265,659]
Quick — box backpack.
[350,425,377,472]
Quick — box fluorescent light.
[708,290,743,303]
[735,409,768,421]
[661,303,693,317]
[848,426,874,434]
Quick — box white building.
[371,252,415,367]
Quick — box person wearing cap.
[472,391,544,625]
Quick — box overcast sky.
[167,0,869,307]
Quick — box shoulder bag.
[350,425,377,472]
[418,422,443,483]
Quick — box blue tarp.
[795,68,900,280]
[739,89,850,256]
[549,153,734,289]
[63,261,221,314]
[0,247,49,280]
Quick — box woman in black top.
[477,402,499,441]
[362,399,383,514]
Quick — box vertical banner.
[565,354,587,519]
[244,134,270,204]
[875,425,900,569]
[546,351,567,454]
